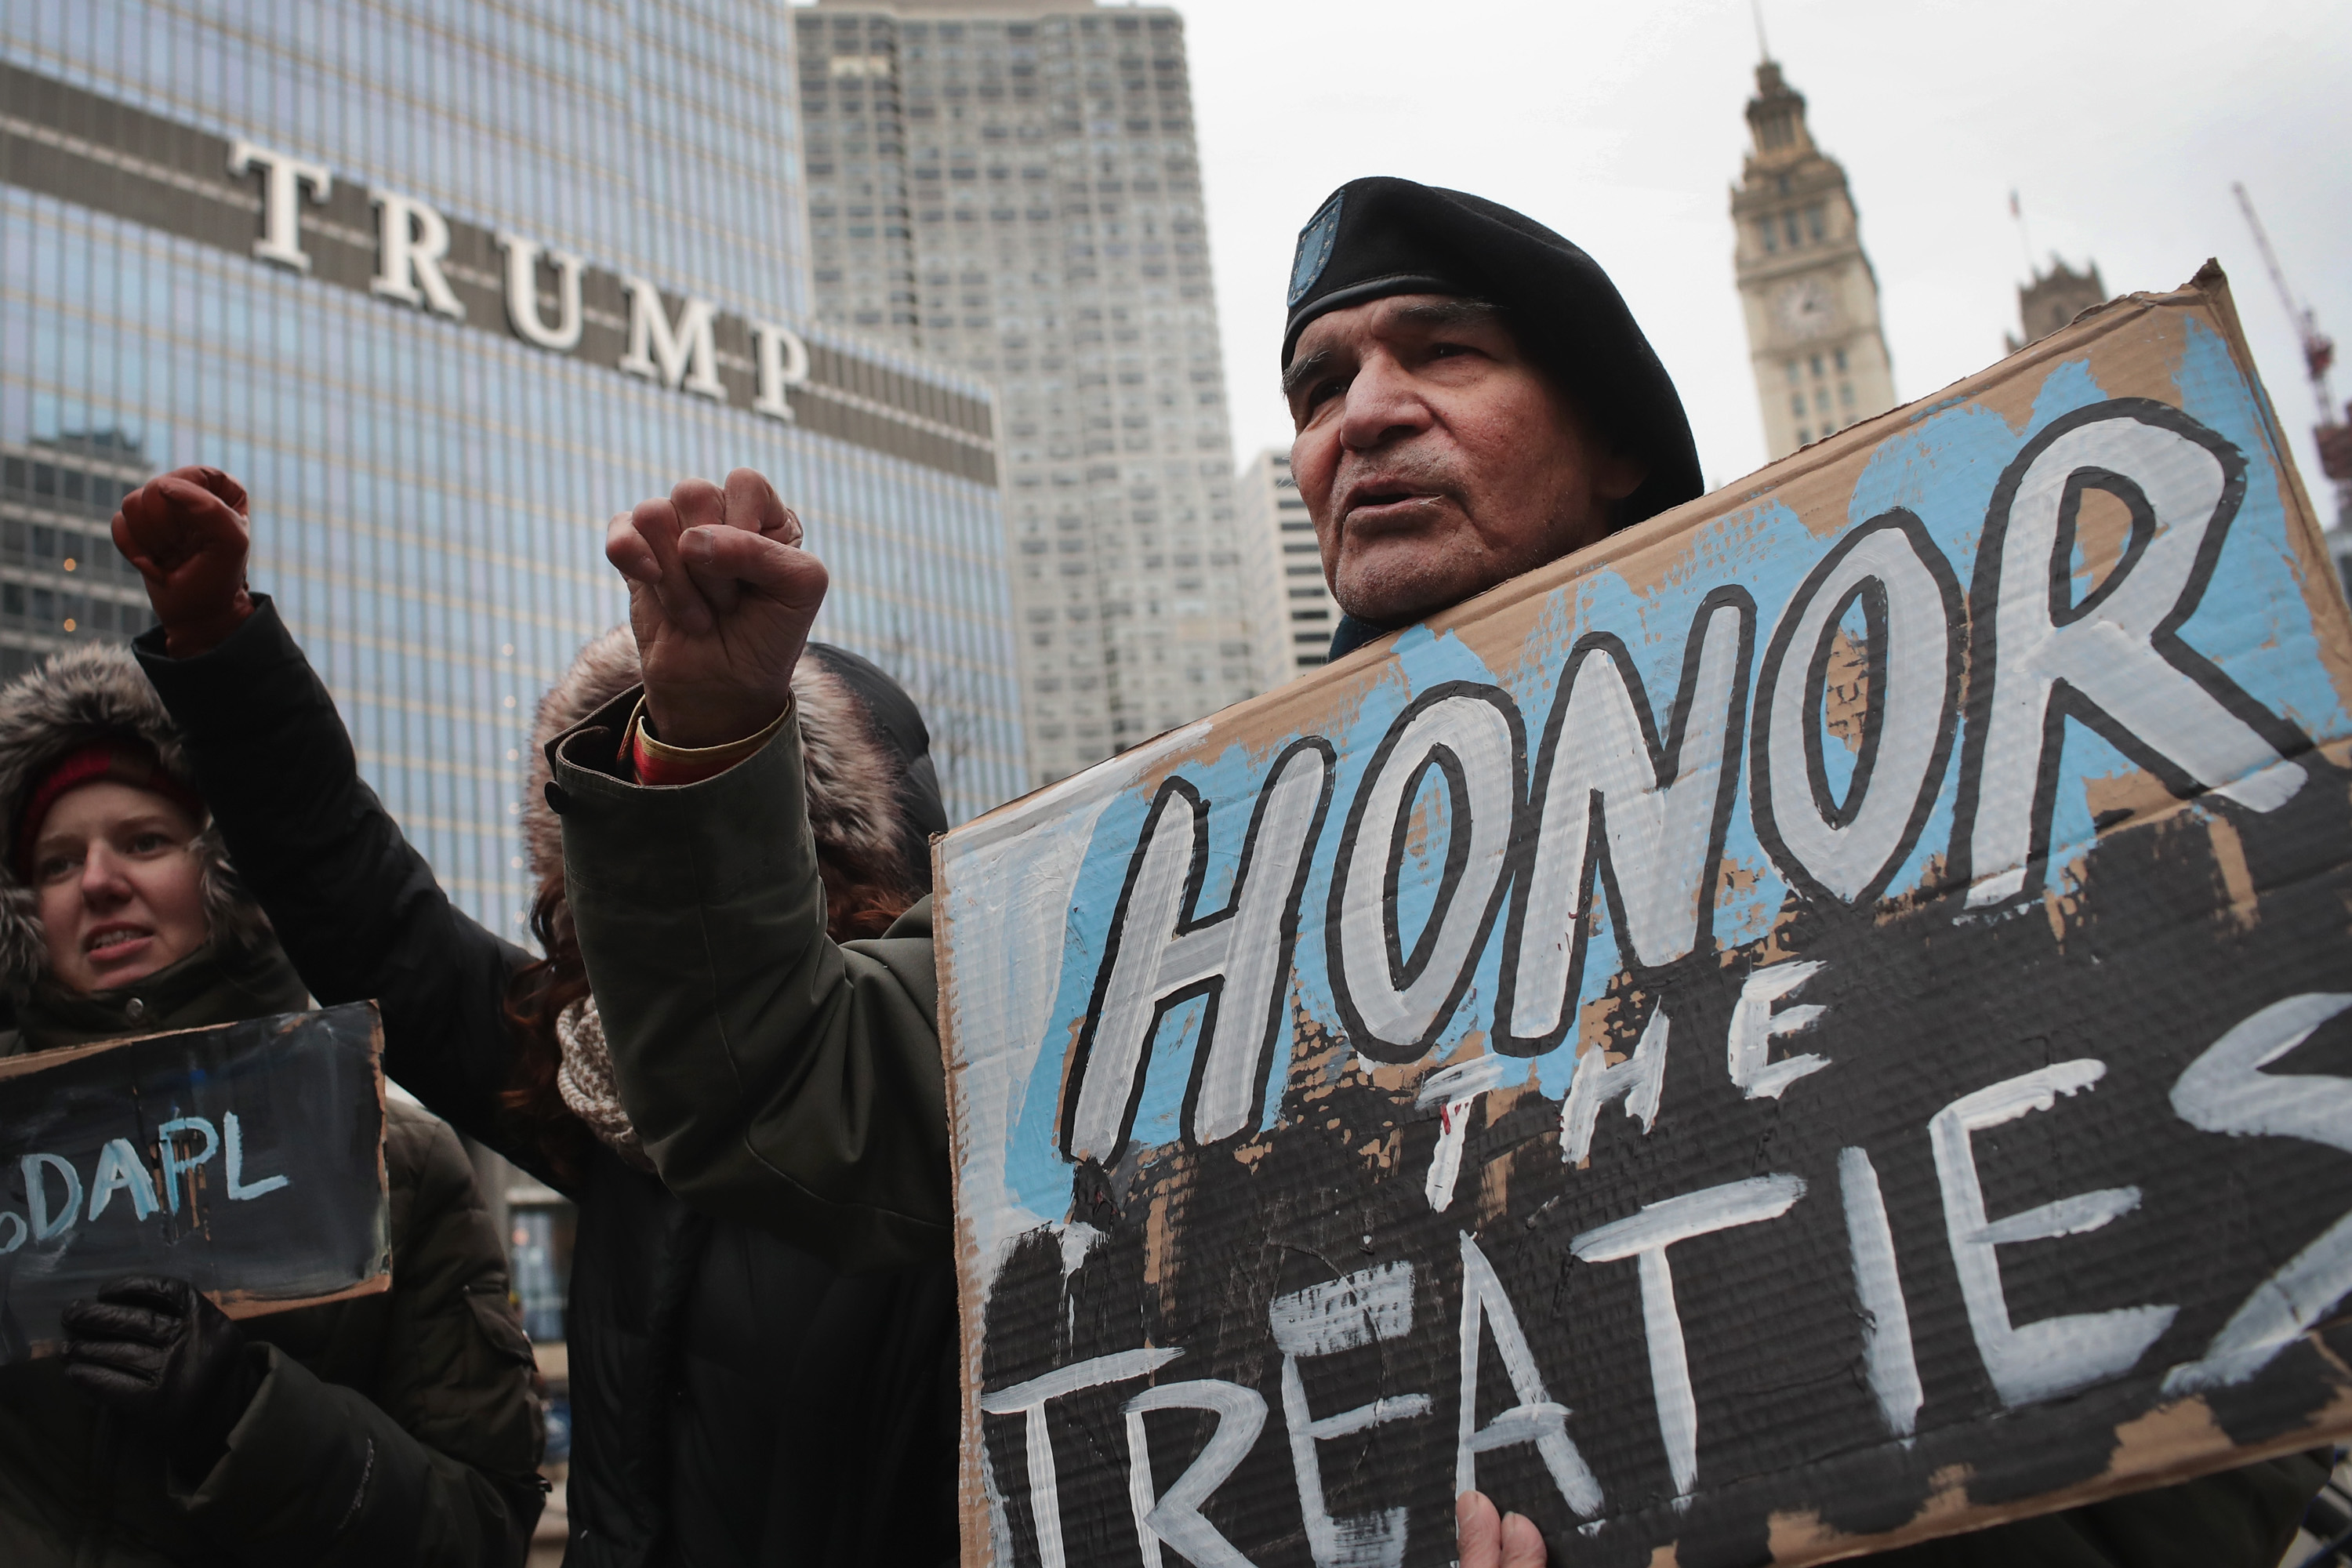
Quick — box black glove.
[61,1274,264,1477]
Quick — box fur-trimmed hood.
[521,630,945,902]
[0,643,271,997]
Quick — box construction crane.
[2233,182,2352,532]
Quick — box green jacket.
[551,695,2325,1568]
[0,942,546,1566]
[553,692,949,1275]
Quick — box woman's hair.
[498,826,922,1184]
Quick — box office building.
[0,2,1024,946]
[1730,57,1899,460]
[795,0,1254,784]
[1235,447,1334,685]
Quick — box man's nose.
[1338,354,1432,452]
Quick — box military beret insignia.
[1287,191,1345,310]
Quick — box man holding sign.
[549,181,2325,1563]
[0,643,543,1565]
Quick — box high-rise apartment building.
[1235,447,1334,686]
[1730,59,1898,460]
[794,0,1254,785]
[0,0,1025,938]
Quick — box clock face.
[1776,278,1838,340]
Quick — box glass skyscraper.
[0,0,1024,937]
[795,0,1255,786]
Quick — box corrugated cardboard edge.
[936,829,995,1568]
[930,262,2352,1565]
[0,1000,393,1321]
[220,999,393,1319]
[1762,1366,2352,1566]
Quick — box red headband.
[15,742,205,877]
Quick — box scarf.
[554,996,652,1171]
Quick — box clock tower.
[1731,58,1898,460]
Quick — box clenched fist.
[605,469,828,750]
[111,466,256,658]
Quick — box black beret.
[1283,176,1702,529]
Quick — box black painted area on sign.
[0,1003,387,1361]
[978,761,2352,1567]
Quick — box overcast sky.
[1171,0,2351,509]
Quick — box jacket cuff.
[133,594,318,742]
[629,696,793,786]
[549,685,817,909]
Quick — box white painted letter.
[1457,1231,1603,1517]
[1961,405,2303,906]
[1269,1261,1431,1568]
[371,190,466,320]
[1330,688,1522,1060]
[157,1116,220,1217]
[978,1347,1185,1568]
[496,232,583,350]
[2164,992,2352,1394]
[751,319,811,420]
[1501,594,1751,1050]
[1064,741,1332,1160]
[1559,1004,1669,1166]
[1838,1146,1922,1436]
[1929,1061,2176,1405]
[1571,1173,1806,1506]
[227,140,330,272]
[1125,1379,1266,1568]
[1753,514,1960,905]
[87,1138,159,1222]
[619,276,726,399]
[22,1152,82,1240]
[1421,1055,1505,1212]
[225,1110,290,1202]
[1725,960,1828,1100]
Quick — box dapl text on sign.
[0,1003,388,1357]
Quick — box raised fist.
[111,466,256,658]
[605,469,828,750]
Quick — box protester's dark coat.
[551,691,2327,1568]
[0,927,544,1567]
[136,600,959,1568]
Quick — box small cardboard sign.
[0,1002,388,1359]
[934,267,2352,1567]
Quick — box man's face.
[1285,294,1646,626]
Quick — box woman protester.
[111,466,960,1567]
[0,641,546,1566]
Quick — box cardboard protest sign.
[0,1002,388,1359]
[933,266,2352,1567]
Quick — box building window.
[1833,346,1849,372]
[1840,382,1855,405]
[1798,426,1811,444]
[1806,204,1825,241]
[1790,394,1806,418]
[1759,221,1778,255]
[1784,212,1802,248]
[1785,360,1800,383]
[1809,354,1824,378]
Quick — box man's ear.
[1595,442,1647,506]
